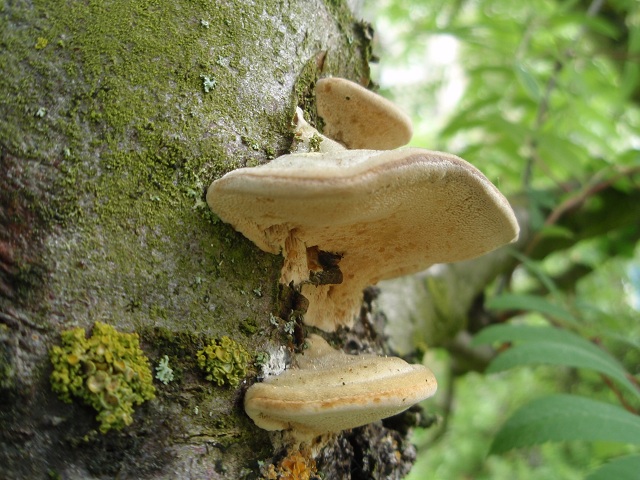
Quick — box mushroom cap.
[316,77,413,150]
[207,147,519,331]
[244,335,437,437]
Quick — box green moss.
[293,53,325,121]
[197,336,250,387]
[49,322,155,434]
[0,324,14,391]
[320,0,373,82]
[47,470,62,480]
[240,317,259,335]
[309,133,323,152]
[140,326,201,362]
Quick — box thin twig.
[422,363,456,447]
[524,164,640,256]
[600,374,639,414]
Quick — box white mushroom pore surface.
[207,141,520,331]
[244,334,437,439]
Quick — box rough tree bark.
[0,1,400,478]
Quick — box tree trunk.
[0,1,402,478]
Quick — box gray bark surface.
[0,1,384,478]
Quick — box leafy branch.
[524,164,640,257]
[521,0,606,188]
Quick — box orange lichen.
[261,449,317,480]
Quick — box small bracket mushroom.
[315,77,413,150]
[244,334,437,441]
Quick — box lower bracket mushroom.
[244,335,437,441]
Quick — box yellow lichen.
[196,336,250,386]
[49,322,155,433]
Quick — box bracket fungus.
[315,77,413,150]
[244,334,437,439]
[207,141,519,331]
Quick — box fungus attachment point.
[290,107,345,154]
[207,146,519,331]
[315,77,413,150]
[244,335,437,440]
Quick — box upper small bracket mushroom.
[315,77,413,150]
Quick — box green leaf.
[439,94,504,139]
[514,62,541,102]
[536,130,592,174]
[616,149,640,168]
[473,324,590,347]
[473,325,640,399]
[508,252,560,296]
[490,394,640,454]
[488,341,640,399]
[486,293,579,325]
[537,224,574,240]
[586,455,640,480]
[548,12,619,40]
[621,26,640,100]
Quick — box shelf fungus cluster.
[207,77,519,438]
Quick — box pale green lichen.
[255,351,269,366]
[155,354,174,385]
[200,75,216,93]
[49,322,156,434]
[197,336,250,387]
[283,321,296,336]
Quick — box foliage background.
[362,0,640,478]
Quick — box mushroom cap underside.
[244,381,433,434]
[207,147,520,282]
[316,77,413,150]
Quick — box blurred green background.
[361,0,640,478]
